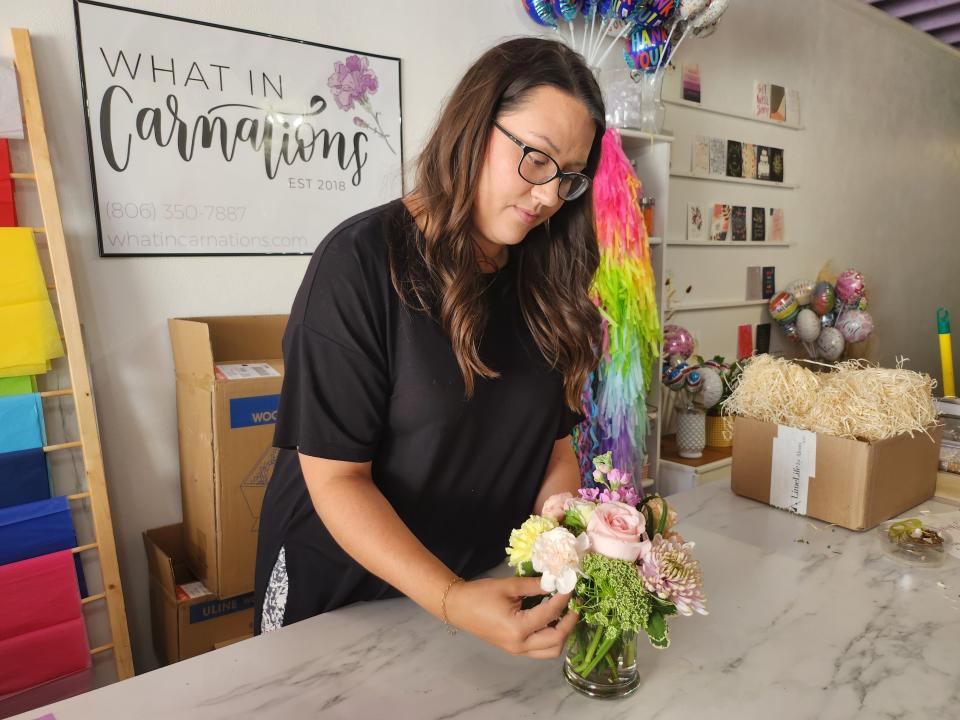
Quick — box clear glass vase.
[563,618,640,699]
[600,67,643,130]
[637,70,666,135]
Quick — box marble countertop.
[15,481,960,720]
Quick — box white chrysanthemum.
[531,526,590,594]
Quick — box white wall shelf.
[660,456,733,474]
[671,170,798,189]
[664,98,805,131]
[648,236,662,246]
[670,298,769,312]
[667,240,793,247]
[619,128,675,144]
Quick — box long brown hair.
[391,37,604,409]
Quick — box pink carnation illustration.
[328,55,395,155]
[328,55,378,111]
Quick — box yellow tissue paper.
[0,228,63,377]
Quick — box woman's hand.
[444,576,578,659]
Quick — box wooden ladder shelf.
[11,27,134,681]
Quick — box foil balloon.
[703,358,727,373]
[624,25,670,71]
[679,0,708,20]
[663,364,687,391]
[795,308,821,343]
[551,0,580,20]
[580,0,600,16]
[597,0,614,17]
[691,0,728,28]
[835,269,866,305]
[836,310,874,344]
[610,0,641,19]
[643,0,676,24]
[521,0,557,26]
[780,321,800,342]
[698,366,723,409]
[820,312,836,329]
[685,369,704,392]
[856,296,869,311]
[810,281,836,316]
[816,327,845,361]
[768,291,800,324]
[693,20,719,38]
[663,324,694,360]
[785,279,814,306]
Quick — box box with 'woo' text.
[168,315,287,597]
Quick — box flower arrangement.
[506,452,707,697]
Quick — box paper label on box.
[770,425,816,515]
[215,363,280,380]
[188,593,256,624]
[175,581,211,601]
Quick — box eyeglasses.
[493,122,591,202]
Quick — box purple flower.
[328,55,379,111]
[620,486,640,507]
[638,535,708,617]
[598,488,620,504]
[578,487,600,502]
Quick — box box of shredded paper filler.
[730,416,942,530]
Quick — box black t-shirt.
[254,199,581,628]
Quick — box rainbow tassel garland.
[574,128,661,486]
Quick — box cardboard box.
[144,524,254,665]
[731,416,943,530]
[168,315,287,597]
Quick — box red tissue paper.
[0,549,90,697]
[0,139,11,177]
[0,141,16,226]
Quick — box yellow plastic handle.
[940,333,956,397]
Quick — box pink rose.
[541,492,574,522]
[586,502,645,562]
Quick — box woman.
[254,37,604,660]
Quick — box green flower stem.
[568,622,589,666]
[604,651,618,682]
[575,626,605,674]
[576,632,620,678]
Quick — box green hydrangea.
[570,553,652,635]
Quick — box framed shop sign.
[74,1,403,256]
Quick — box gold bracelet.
[440,576,464,633]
